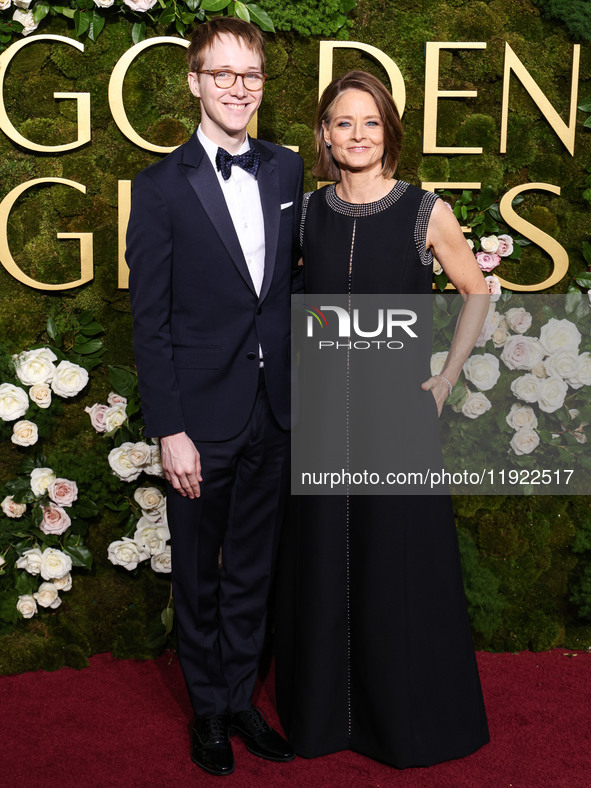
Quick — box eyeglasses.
[196,69,267,91]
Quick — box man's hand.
[160,432,202,498]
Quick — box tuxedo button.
[247,352,257,360]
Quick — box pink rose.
[123,0,157,11]
[476,252,501,272]
[484,275,502,301]
[40,504,71,535]
[48,478,78,508]
[107,391,127,406]
[85,403,109,433]
[496,234,514,257]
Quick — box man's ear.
[188,72,201,99]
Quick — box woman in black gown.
[275,71,490,767]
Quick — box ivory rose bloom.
[30,467,56,496]
[40,548,72,581]
[17,595,37,619]
[491,317,510,348]
[11,419,38,446]
[461,392,492,419]
[16,548,42,575]
[463,354,501,391]
[51,361,89,398]
[123,0,158,10]
[537,376,568,414]
[144,444,164,477]
[485,275,502,301]
[14,0,32,6]
[430,351,448,376]
[108,443,142,481]
[29,383,52,408]
[506,404,538,431]
[0,1,12,11]
[501,336,544,371]
[48,478,78,507]
[34,582,61,609]
[566,352,591,389]
[108,538,150,570]
[129,441,151,467]
[466,238,474,250]
[107,391,127,406]
[40,504,72,536]
[134,486,165,511]
[474,311,498,347]
[496,234,514,257]
[539,318,581,355]
[12,8,38,35]
[510,428,540,456]
[85,403,109,432]
[104,403,127,432]
[505,307,532,334]
[13,348,56,385]
[510,374,541,404]
[151,547,172,573]
[134,521,170,556]
[476,252,501,273]
[1,495,26,518]
[53,573,72,592]
[544,350,579,382]
[0,382,29,421]
[480,235,500,254]
[93,0,115,6]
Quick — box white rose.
[17,594,37,618]
[15,548,43,575]
[85,403,109,433]
[480,235,500,253]
[574,429,587,445]
[496,234,514,257]
[544,350,579,382]
[484,275,502,302]
[0,382,29,421]
[466,238,474,250]
[430,351,448,376]
[134,520,170,556]
[139,504,167,524]
[501,336,544,371]
[104,403,127,432]
[134,486,165,511]
[0,0,12,11]
[432,258,443,275]
[108,443,142,482]
[129,441,151,467]
[11,419,38,446]
[505,403,538,431]
[40,504,72,536]
[531,361,547,378]
[463,353,501,391]
[539,318,582,355]
[53,573,73,592]
[491,317,510,348]
[93,0,115,6]
[51,361,89,398]
[144,444,164,477]
[39,548,72,581]
[14,0,32,6]
[0,554,5,569]
[107,392,128,406]
[1,495,26,518]
[29,383,52,409]
[151,547,172,573]
[505,307,532,334]
[34,582,61,609]
[108,538,150,570]
[123,0,158,11]
[12,8,38,35]
[13,348,56,386]
[474,312,497,348]
[461,391,492,419]
[510,428,540,456]
[537,376,568,414]
[588,291,591,306]
[48,478,78,507]
[568,352,591,389]
[510,374,541,403]
[30,467,56,496]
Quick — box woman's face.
[323,89,385,175]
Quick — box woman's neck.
[335,170,396,204]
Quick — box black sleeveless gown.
[275,181,489,767]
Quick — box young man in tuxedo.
[126,17,302,776]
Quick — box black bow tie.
[216,147,260,180]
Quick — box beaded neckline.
[325,180,409,217]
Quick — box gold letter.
[500,43,580,156]
[0,35,90,153]
[318,41,406,115]
[423,42,487,154]
[118,179,131,289]
[0,178,93,290]
[498,183,568,291]
[109,37,189,154]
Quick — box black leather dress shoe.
[190,714,234,776]
[229,706,295,762]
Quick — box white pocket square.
[280,202,293,210]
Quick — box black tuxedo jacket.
[126,133,303,441]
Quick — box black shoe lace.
[241,707,269,734]
[206,715,228,738]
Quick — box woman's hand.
[421,375,452,417]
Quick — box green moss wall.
[0,0,590,670]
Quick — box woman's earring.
[326,142,331,148]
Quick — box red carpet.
[2,650,590,787]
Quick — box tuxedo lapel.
[178,134,256,295]
[251,139,280,304]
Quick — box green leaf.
[161,605,174,634]
[131,21,146,45]
[46,317,59,341]
[175,18,186,36]
[582,242,591,266]
[507,243,522,261]
[233,1,250,21]
[79,321,104,337]
[578,97,591,112]
[72,498,99,519]
[53,6,76,19]
[475,186,495,211]
[33,3,51,23]
[200,0,231,11]
[186,0,200,10]
[63,543,93,570]
[575,273,591,288]
[74,9,91,37]
[584,117,591,130]
[158,8,176,26]
[72,338,103,355]
[246,3,275,31]
[109,365,138,398]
